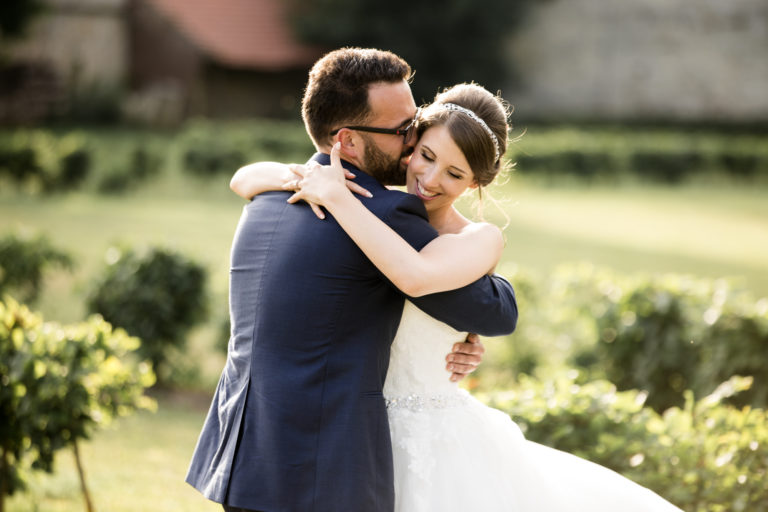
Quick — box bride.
[232,83,682,511]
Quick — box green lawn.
[6,392,219,512]
[488,180,768,293]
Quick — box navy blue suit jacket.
[186,153,518,511]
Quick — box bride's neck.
[428,206,469,235]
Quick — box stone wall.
[507,0,768,121]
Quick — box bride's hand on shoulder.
[285,143,371,218]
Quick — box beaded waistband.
[384,392,470,412]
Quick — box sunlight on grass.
[6,394,219,512]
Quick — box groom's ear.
[335,128,361,160]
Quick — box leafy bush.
[183,146,244,177]
[0,297,155,506]
[178,119,314,177]
[97,146,164,194]
[0,131,92,193]
[482,374,768,512]
[476,265,768,413]
[516,151,617,181]
[0,233,73,303]
[87,247,208,382]
[629,151,703,183]
[508,126,768,184]
[574,269,768,412]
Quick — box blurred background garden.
[1,0,767,511]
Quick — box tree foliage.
[0,0,45,44]
[0,297,155,507]
[288,0,533,102]
[87,247,208,382]
[0,233,73,303]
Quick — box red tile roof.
[145,0,324,70]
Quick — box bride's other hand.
[285,143,371,218]
[446,333,485,382]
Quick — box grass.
[6,392,220,512]
[486,180,768,292]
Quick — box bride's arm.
[231,161,371,222]
[230,162,298,199]
[288,145,504,297]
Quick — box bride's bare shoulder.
[457,221,504,248]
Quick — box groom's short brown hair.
[301,47,412,149]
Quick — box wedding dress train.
[383,301,682,511]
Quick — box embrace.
[186,48,682,511]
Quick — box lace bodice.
[383,301,468,401]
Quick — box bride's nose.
[421,167,440,188]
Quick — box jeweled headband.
[439,103,501,163]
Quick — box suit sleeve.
[382,194,518,337]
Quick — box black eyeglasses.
[330,108,420,143]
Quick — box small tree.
[0,297,156,512]
[87,247,208,382]
[0,233,73,303]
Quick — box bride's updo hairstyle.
[415,83,510,187]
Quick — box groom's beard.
[361,135,409,186]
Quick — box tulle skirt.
[387,389,682,512]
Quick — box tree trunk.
[0,448,6,512]
[72,440,94,512]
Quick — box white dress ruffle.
[383,301,682,512]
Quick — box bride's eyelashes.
[418,147,465,180]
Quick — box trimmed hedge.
[474,265,768,413]
[482,374,768,512]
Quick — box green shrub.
[515,151,616,181]
[97,146,164,194]
[479,265,768,413]
[507,125,768,185]
[0,297,155,505]
[0,131,92,193]
[87,247,208,382]
[630,151,704,183]
[178,119,314,177]
[183,147,244,177]
[482,374,768,512]
[578,270,768,412]
[0,147,39,183]
[0,233,73,303]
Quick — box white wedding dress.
[383,301,683,512]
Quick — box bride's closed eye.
[420,149,435,162]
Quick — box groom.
[186,48,518,512]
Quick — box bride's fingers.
[330,141,342,169]
[309,202,325,220]
[288,164,307,177]
[346,181,373,198]
[282,179,301,190]
[287,191,325,220]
